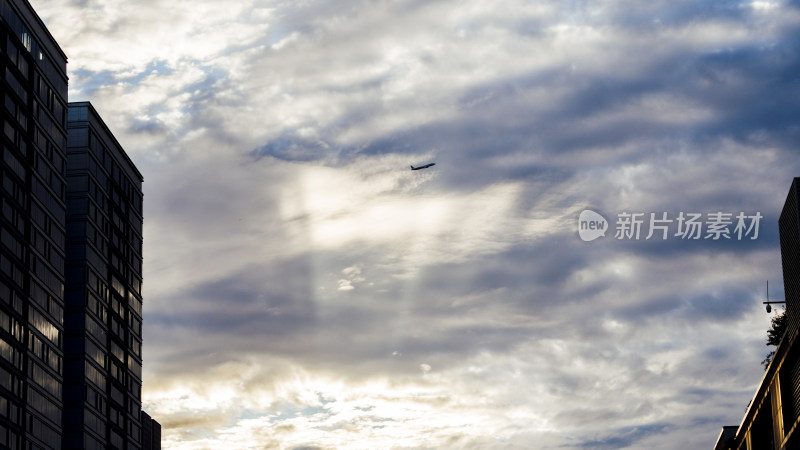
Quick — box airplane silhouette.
[410,163,435,170]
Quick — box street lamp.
[763,280,786,313]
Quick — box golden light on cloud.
[145,355,559,449]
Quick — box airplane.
[410,163,435,170]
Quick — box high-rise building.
[63,102,145,449]
[780,178,800,336]
[0,1,159,448]
[0,0,69,448]
[713,178,800,449]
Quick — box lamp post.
[763,280,786,313]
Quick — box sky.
[29,0,800,448]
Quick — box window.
[85,385,106,414]
[2,171,27,207]
[110,339,124,362]
[111,317,125,340]
[29,307,60,346]
[29,361,60,397]
[84,361,105,390]
[84,409,105,436]
[20,32,31,52]
[67,106,88,122]
[4,68,26,103]
[0,366,22,396]
[66,127,88,148]
[85,314,106,343]
[130,338,141,358]
[85,338,105,369]
[0,396,22,425]
[0,228,24,261]
[0,337,21,370]
[129,358,141,380]
[26,388,59,424]
[110,430,123,448]
[3,120,15,142]
[2,199,25,235]
[0,254,24,289]
[28,416,60,448]
[3,147,26,180]
[111,275,126,298]
[110,385,123,406]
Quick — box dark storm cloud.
[574,423,671,449]
[150,256,317,335]
[617,287,756,324]
[252,132,334,162]
[254,19,800,194]
[454,37,800,166]
[146,244,556,374]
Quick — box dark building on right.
[714,177,800,449]
[780,180,800,340]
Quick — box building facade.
[714,178,800,450]
[63,102,145,449]
[0,1,159,448]
[0,0,69,447]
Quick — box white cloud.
[29,0,800,447]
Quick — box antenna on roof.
[763,280,786,313]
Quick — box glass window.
[66,127,88,147]
[67,106,88,122]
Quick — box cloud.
[30,0,800,447]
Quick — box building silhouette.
[0,0,69,447]
[0,1,160,448]
[714,178,800,449]
[63,102,145,449]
